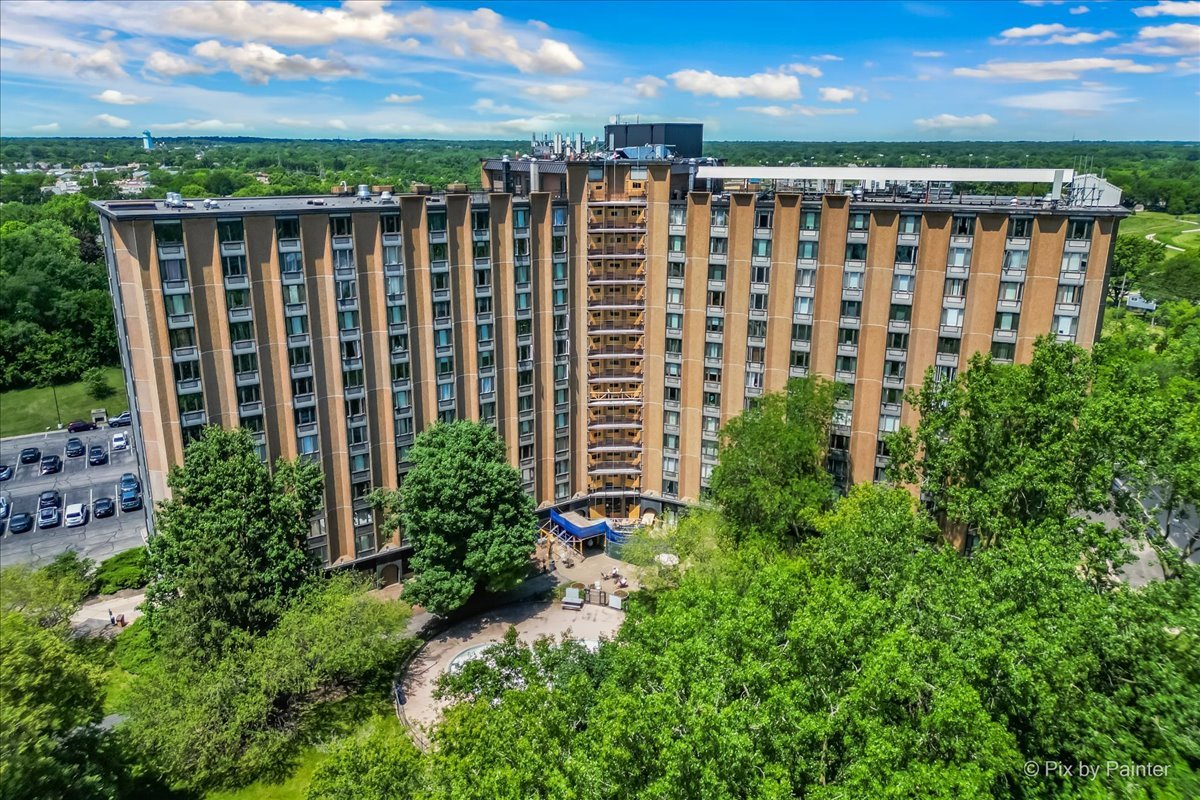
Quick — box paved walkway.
[401,600,625,733]
[70,589,145,637]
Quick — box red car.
[67,420,98,432]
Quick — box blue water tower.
[142,130,154,151]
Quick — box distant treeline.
[2,137,1197,213]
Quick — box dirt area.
[401,599,625,733]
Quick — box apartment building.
[94,133,1125,571]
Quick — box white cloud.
[328,119,347,130]
[738,105,857,117]
[143,50,213,78]
[628,75,667,98]
[31,122,61,133]
[811,54,842,61]
[9,43,125,80]
[786,63,823,77]
[528,19,550,31]
[818,86,860,102]
[1047,31,1118,44]
[997,89,1136,113]
[1019,0,1070,5]
[93,89,151,105]
[492,113,570,132]
[954,57,1163,80]
[169,0,407,45]
[913,113,998,130]
[1001,23,1072,38]
[1069,5,1090,13]
[439,8,583,74]
[1133,1,1200,17]
[1111,23,1200,55]
[668,69,800,99]
[524,83,588,101]
[274,117,317,127]
[189,40,356,84]
[913,50,946,57]
[92,113,130,129]
[152,119,249,132]
[384,93,423,103]
[471,97,523,114]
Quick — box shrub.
[92,547,148,596]
[83,367,114,401]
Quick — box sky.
[0,0,1197,141]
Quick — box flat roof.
[92,191,523,220]
[697,165,1076,183]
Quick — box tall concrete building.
[95,131,1125,572]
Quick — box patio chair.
[562,587,584,610]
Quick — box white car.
[64,503,87,528]
[112,433,129,451]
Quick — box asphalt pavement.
[1114,478,1200,566]
[0,426,148,567]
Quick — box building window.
[800,210,820,231]
[669,235,686,253]
[1008,217,1032,238]
[427,211,447,232]
[991,341,1016,361]
[705,342,723,360]
[840,300,861,319]
[838,327,859,346]
[790,349,809,369]
[792,323,812,342]
[798,241,818,261]
[331,216,352,237]
[1057,284,1083,305]
[1054,315,1079,338]
[845,242,867,261]
[711,207,728,227]
[899,214,920,234]
[940,307,965,329]
[886,331,909,350]
[1067,219,1093,241]
[1003,250,1029,271]
[706,315,724,334]
[998,281,1023,302]
[952,215,974,236]
[889,304,911,322]
[948,247,972,268]
[710,237,728,255]
[751,263,771,284]
[895,245,917,265]
[848,212,869,231]
[750,293,768,311]
[1061,252,1089,273]
[843,271,864,290]
[752,239,771,259]
[892,273,914,293]
[280,251,303,273]
[937,337,961,355]
[795,296,814,315]
[796,267,816,288]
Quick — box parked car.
[0,464,11,481]
[66,437,86,457]
[108,411,132,428]
[9,512,34,534]
[39,490,61,509]
[64,503,87,528]
[112,433,129,451]
[37,505,61,529]
[19,447,41,464]
[93,497,116,518]
[88,445,108,466]
[119,488,143,512]
[119,473,141,493]
[0,496,9,519]
[40,455,63,475]
[67,420,98,433]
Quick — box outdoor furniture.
[562,587,584,610]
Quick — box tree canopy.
[708,377,838,544]
[144,426,323,658]
[380,420,537,615]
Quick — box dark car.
[119,473,141,493]
[38,489,61,509]
[119,488,143,512]
[0,464,12,481]
[40,455,63,475]
[37,506,61,529]
[88,445,108,466]
[94,496,116,518]
[9,512,34,534]
[67,420,98,433]
[19,447,41,464]
[108,411,132,428]
[66,437,86,457]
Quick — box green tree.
[125,574,414,792]
[887,338,1158,549]
[144,426,323,658]
[83,366,114,400]
[304,718,425,800]
[1108,234,1165,305]
[386,421,536,615]
[1142,250,1200,304]
[708,377,838,544]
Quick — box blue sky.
[0,0,1197,140]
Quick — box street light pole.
[50,383,62,429]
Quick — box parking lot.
[0,426,148,568]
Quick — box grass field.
[0,367,128,438]
[1118,211,1200,252]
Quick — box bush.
[84,367,114,401]
[92,547,148,595]
[112,619,155,674]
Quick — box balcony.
[172,346,198,363]
[428,229,448,244]
[234,371,259,388]
[472,229,489,242]
[1059,270,1086,286]
[588,387,642,406]
[239,401,263,417]
[176,378,202,395]
[1064,238,1091,252]
[228,307,252,323]
[181,410,207,427]
[993,328,1018,343]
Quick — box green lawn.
[1118,211,1200,252]
[205,748,327,800]
[0,367,128,438]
